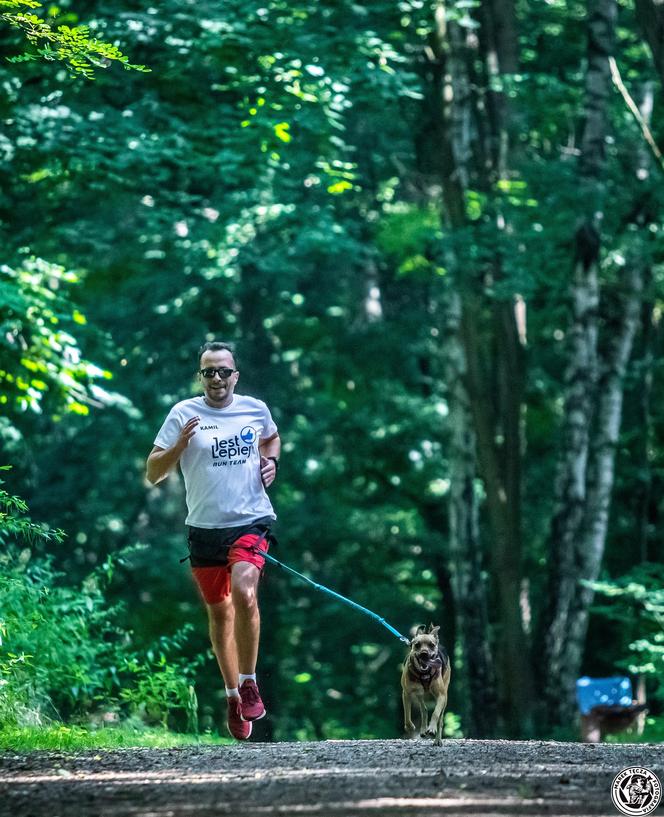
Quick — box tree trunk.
[411,2,500,737]
[544,225,601,718]
[623,81,659,566]
[543,0,652,726]
[442,290,498,737]
[554,259,645,717]
[476,0,533,736]
[634,0,664,90]
[634,296,656,563]
[434,0,533,736]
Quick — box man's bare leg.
[207,594,253,739]
[229,561,265,720]
[206,595,238,688]
[230,562,261,674]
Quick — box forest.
[0,0,663,745]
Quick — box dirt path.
[0,739,662,817]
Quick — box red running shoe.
[227,696,252,740]
[240,679,266,722]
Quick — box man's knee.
[231,565,260,610]
[232,583,258,611]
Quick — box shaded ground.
[0,739,662,817]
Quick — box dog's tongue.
[420,653,443,670]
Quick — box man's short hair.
[198,341,237,367]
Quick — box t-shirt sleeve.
[261,402,278,439]
[154,406,183,449]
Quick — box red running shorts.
[191,533,269,605]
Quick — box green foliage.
[0,257,114,421]
[588,564,664,702]
[1,0,149,78]
[0,543,200,729]
[0,466,65,546]
[0,724,230,750]
[0,478,201,732]
[120,637,200,731]
[605,716,664,745]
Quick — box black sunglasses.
[199,367,236,379]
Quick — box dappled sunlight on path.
[1,739,662,816]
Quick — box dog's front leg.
[434,711,444,746]
[402,690,416,735]
[418,696,428,737]
[426,694,447,746]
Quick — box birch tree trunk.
[544,0,647,724]
[570,72,652,679]
[553,260,645,714]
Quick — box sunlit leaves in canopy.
[0,257,111,419]
[1,0,149,78]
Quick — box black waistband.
[185,518,274,567]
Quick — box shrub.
[588,563,664,707]
[0,468,199,731]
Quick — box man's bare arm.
[146,415,200,484]
[259,433,281,488]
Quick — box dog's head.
[410,623,440,662]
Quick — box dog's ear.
[428,624,440,639]
[415,625,427,635]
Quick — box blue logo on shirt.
[240,426,257,444]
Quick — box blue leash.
[257,536,410,645]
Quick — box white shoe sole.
[241,708,266,722]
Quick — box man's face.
[199,349,239,407]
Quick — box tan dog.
[401,624,451,746]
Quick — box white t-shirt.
[153,394,278,528]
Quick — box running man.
[146,341,280,740]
